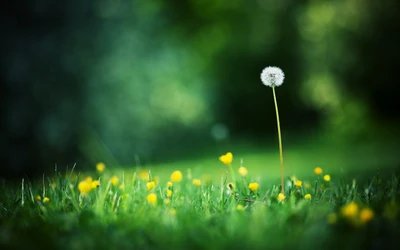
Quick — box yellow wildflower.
[295,180,302,187]
[119,183,125,190]
[238,167,248,177]
[248,182,259,192]
[91,180,100,189]
[359,208,374,223]
[323,175,331,182]
[219,152,233,165]
[327,213,337,224]
[166,189,172,198]
[164,199,171,205]
[110,176,119,186]
[237,204,245,211]
[167,181,173,188]
[147,181,156,191]
[85,177,93,183]
[341,202,359,218]
[78,180,92,195]
[278,193,286,202]
[51,183,56,190]
[35,195,41,201]
[140,170,149,181]
[169,208,176,215]
[43,197,50,203]
[170,171,183,182]
[147,193,157,205]
[96,162,105,173]
[304,194,312,200]
[192,179,201,187]
[305,183,311,189]
[314,167,323,175]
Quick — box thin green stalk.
[272,86,284,194]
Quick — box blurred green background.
[1,0,400,177]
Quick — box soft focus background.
[1,0,400,178]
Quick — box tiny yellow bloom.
[140,170,149,181]
[305,183,311,189]
[146,181,156,191]
[295,180,303,187]
[119,183,125,190]
[170,171,183,182]
[314,167,323,175]
[238,167,248,177]
[166,189,172,198]
[96,162,105,172]
[110,176,119,186]
[51,183,56,190]
[237,204,245,211]
[304,194,312,200]
[35,195,41,201]
[91,180,100,188]
[147,193,157,205]
[85,177,93,183]
[359,208,374,223]
[219,152,233,165]
[169,208,176,215]
[192,179,201,187]
[327,213,338,224]
[278,193,286,202]
[323,174,331,182]
[78,180,92,195]
[341,202,359,218]
[167,181,173,188]
[43,197,50,203]
[248,182,259,192]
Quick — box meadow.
[1,134,399,250]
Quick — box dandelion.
[341,202,359,218]
[237,204,245,211]
[261,66,285,194]
[359,208,374,223]
[96,162,105,173]
[147,193,157,205]
[323,175,331,182]
[295,180,303,187]
[169,208,177,215]
[305,183,311,189]
[166,189,172,198]
[170,171,183,182]
[278,193,286,202]
[147,181,156,191]
[78,180,92,195]
[219,152,233,165]
[304,194,312,200]
[314,167,323,175]
[140,170,149,181]
[35,195,41,201]
[51,183,56,190]
[192,179,201,187]
[167,181,173,188]
[43,197,50,203]
[238,167,248,177]
[164,199,171,205]
[85,176,93,183]
[119,184,125,190]
[327,213,338,224]
[248,182,259,192]
[110,176,119,186]
[91,180,100,189]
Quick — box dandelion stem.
[272,86,284,194]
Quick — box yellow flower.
[35,195,41,201]
[167,181,173,188]
[248,182,259,192]
[295,180,303,187]
[146,181,156,191]
[164,199,171,205]
[219,152,233,165]
[119,183,125,190]
[327,213,337,224]
[192,179,201,187]
[51,183,56,190]
[78,180,92,195]
[314,167,323,175]
[147,193,157,205]
[323,175,331,182]
[85,177,93,183]
[140,170,149,181]
[237,204,245,211]
[341,202,359,218]
[91,180,100,189]
[278,193,286,202]
[305,183,311,189]
[96,162,105,173]
[167,189,172,198]
[111,176,119,186]
[170,171,183,182]
[43,197,50,203]
[304,194,312,200]
[238,167,248,177]
[359,208,374,223]
[169,208,176,215]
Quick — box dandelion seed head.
[260,66,285,87]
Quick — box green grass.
[1,138,400,250]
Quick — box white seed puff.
[260,66,285,87]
